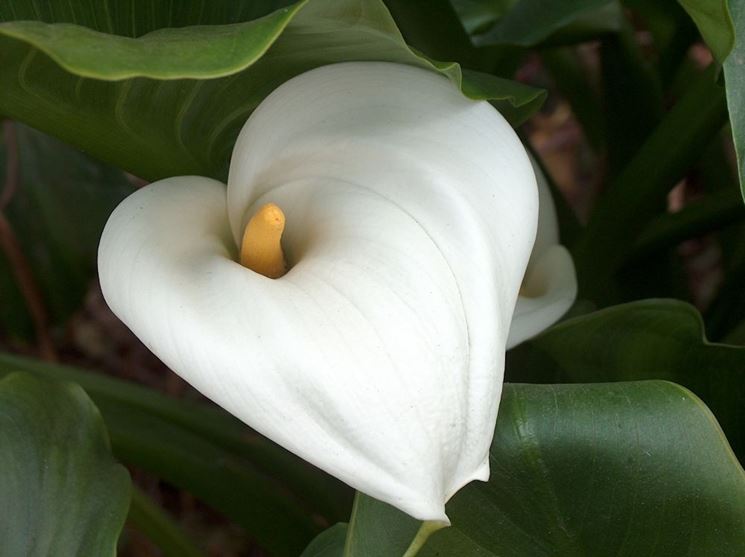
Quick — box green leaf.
[0,1,295,33]
[632,187,745,259]
[507,299,745,460]
[102,397,322,555]
[458,69,546,123]
[0,122,132,337]
[541,2,624,46]
[127,486,204,557]
[343,494,426,557]
[308,381,745,556]
[382,0,478,67]
[0,372,131,556]
[725,0,745,199]
[0,8,302,80]
[678,0,735,63]
[472,0,617,47]
[300,523,347,557]
[0,0,543,182]
[450,0,514,35]
[467,0,732,58]
[0,352,352,556]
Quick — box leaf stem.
[401,520,446,557]
[0,120,19,210]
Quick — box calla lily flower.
[98,62,576,523]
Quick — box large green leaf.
[0,1,295,34]
[306,381,745,556]
[507,299,745,460]
[0,352,352,556]
[0,122,132,338]
[0,0,544,183]
[0,372,131,556]
[725,0,745,199]
[0,8,302,80]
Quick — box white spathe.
[98,62,574,523]
[508,157,578,348]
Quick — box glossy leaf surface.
[306,381,745,556]
[507,299,745,460]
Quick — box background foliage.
[0,0,743,556]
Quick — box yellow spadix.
[240,203,287,278]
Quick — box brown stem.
[0,121,57,361]
[1,121,19,211]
